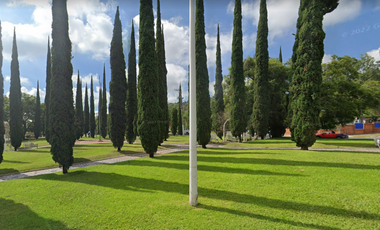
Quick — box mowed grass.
[0,147,379,229]
[0,142,168,175]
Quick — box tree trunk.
[202,145,207,149]
[149,152,154,158]
[117,147,121,152]
[63,167,68,174]
[301,146,308,150]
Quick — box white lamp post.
[189,0,198,207]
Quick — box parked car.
[316,131,348,139]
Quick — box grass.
[0,146,379,229]
[0,142,168,176]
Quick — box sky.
[0,0,379,112]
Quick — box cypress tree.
[171,108,178,136]
[74,71,83,140]
[45,37,52,143]
[289,0,338,150]
[34,81,41,139]
[177,84,183,135]
[138,0,160,157]
[90,76,95,138]
[252,0,269,139]
[98,86,102,137]
[126,22,137,144]
[0,21,4,163]
[84,84,89,136]
[9,28,23,151]
[195,0,211,148]
[161,27,169,141]
[109,6,127,151]
[212,24,224,140]
[101,64,107,138]
[279,46,283,64]
[156,0,169,143]
[50,0,75,174]
[230,0,246,142]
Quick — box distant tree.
[83,84,89,136]
[171,107,178,136]
[195,0,211,148]
[109,6,127,151]
[178,84,183,135]
[289,0,338,150]
[212,24,224,140]
[230,0,246,142]
[101,64,107,139]
[21,93,36,137]
[34,81,41,139]
[74,71,83,140]
[45,37,52,143]
[50,0,75,173]
[9,28,23,151]
[252,0,270,139]
[90,76,95,138]
[279,46,283,64]
[126,22,137,144]
[98,86,102,137]
[0,21,4,163]
[138,0,160,157]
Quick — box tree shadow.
[0,168,19,175]
[2,160,28,164]
[29,171,380,221]
[198,148,275,155]
[73,158,92,164]
[0,198,71,229]
[198,204,341,230]
[157,155,380,170]
[128,159,305,177]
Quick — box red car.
[316,131,348,139]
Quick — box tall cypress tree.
[34,81,41,139]
[289,0,338,150]
[74,71,83,140]
[161,26,169,140]
[0,21,4,163]
[195,0,211,148]
[84,84,89,136]
[138,0,160,157]
[9,28,23,151]
[101,64,107,138]
[50,0,75,174]
[98,86,102,137]
[109,6,127,151]
[230,0,246,142]
[171,107,178,136]
[279,46,283,64]
[45,37,52,143]
[252,0,269,139]
[126,22,137,144]
[212,24,224,140]
[177,83,183,135]
[90,76,95,138]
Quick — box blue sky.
[0,0,379,112]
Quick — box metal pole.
[189,0,198,207]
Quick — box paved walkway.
[1,141,379,183]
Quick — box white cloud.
[322,54,333,64]
[206,30,233,68]
[20,77,31,86]
[72,73,100,87]
[162,18,189,66]
[21,86,46,100]
[323,0,362,26]
[166,64,187,103]
[5,76,10,82]
[367,48,380,62]
[209,81,215,97]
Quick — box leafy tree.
[178,84,183,135]
[138,0,160,157]
[126,22,137,144]
[34,81,41,139]
[252,0,269,139]
[90,76,95,138]
[9,28,23,151]
[289,0,338,150]
[109,6,127,151]
[156,0,169,143]
[212,24,224,140]
[74,71,83,140]
[230,0,246,142]
[21,93,36,137]
[83,84,89,136]
[50,0,75,173]
[45,37,52,143]
[195,0,211,148]
[101,64,107,139]
[0,21,4,163]
[171,108,178,136]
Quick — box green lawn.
[0,142,168,176]
[0,146,379,229]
